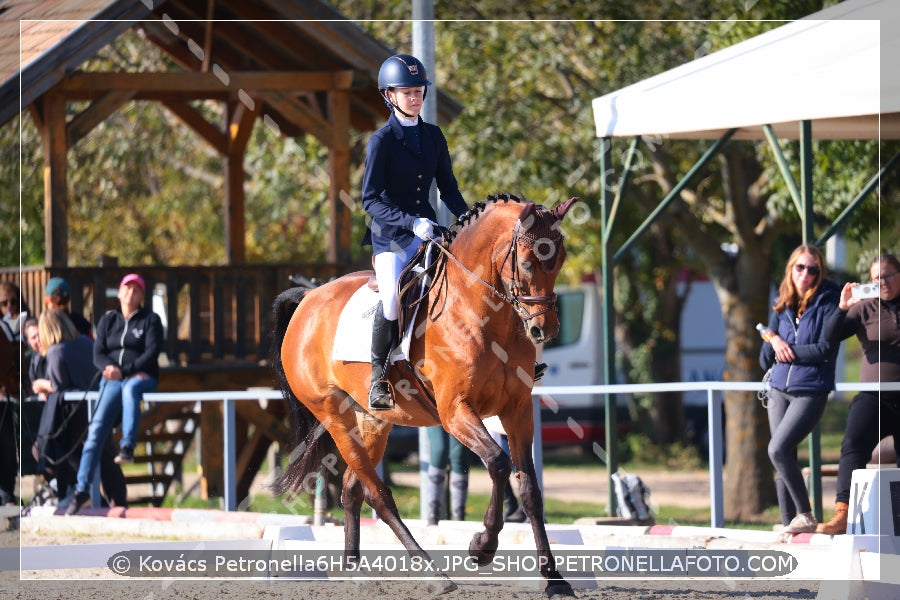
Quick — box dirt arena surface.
[1,528,823,599]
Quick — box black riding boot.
[368,302,396,410]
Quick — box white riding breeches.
[373,237,422,321]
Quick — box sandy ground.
[0,468,836,599]
[1,523,823,599]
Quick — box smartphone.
[851,283,880,299]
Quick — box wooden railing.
[1,263,358,366]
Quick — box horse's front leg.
[444,406,509,566]
[506,425,575,598]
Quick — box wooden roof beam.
[264,92,332,145]
[161,99,228,154]
[57,71,355,95]
[67,90,136,148]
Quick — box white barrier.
[816,468,900,600]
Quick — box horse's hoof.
[468,532,496,567]
[426,573,458,596]
[545,570,575,598]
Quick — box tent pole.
[762,124,803,215]
[600,137,618,516]
[799,119,824,522]
[614,129,736,261]
[817,150,900,246]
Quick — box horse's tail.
[269,286,339,496]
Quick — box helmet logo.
[395,56,418,76]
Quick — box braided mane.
[449,192,527,240]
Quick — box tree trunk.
[717,258,779,520]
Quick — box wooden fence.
[1,263,354,367]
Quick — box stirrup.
[534,362,548,382]
[368,380,393,410]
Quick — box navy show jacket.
[361,113,468,253]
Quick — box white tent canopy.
[592,0,900,140]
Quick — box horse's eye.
[520,260,534,277]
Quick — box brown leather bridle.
[497,219,562,325]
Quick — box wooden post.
[223,99,259,265]
[199,397,225,499]
[41,92,69,267]
[328,90,352,264]
[223,150,246,265]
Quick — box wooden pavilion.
[0,0,462,505]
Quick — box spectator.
[67,273,162,515]
[0,280,30,341]
[0,314,22,505]
[817,253,900,535]
[425,426,469,524]
[24,317,52,399]
[44,277,92,338]
[35,309,127,509]
[760,244,842,534]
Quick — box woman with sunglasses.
[817,253,900,534]
[760,244,842,534]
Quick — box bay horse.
[270,192,578,597]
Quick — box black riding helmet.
[377,54,431,115]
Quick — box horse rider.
[361,54,469,410]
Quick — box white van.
[538,276,726,450]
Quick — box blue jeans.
[75,375,157,493]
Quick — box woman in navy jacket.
[760,244,842,534]
[361,54,469,410]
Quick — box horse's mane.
[449,192,527,239]
[449,192,565,250]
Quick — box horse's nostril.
[529,325,544,342]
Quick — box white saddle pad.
[331,284,412,363]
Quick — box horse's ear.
[518,201,536,222]
[552,197,579,219]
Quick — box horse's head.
[502,196,578,343]
[447,194,580,344]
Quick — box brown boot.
[816,502,849,535]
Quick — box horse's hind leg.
[341,470,364,560]
[327,408,457,595]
